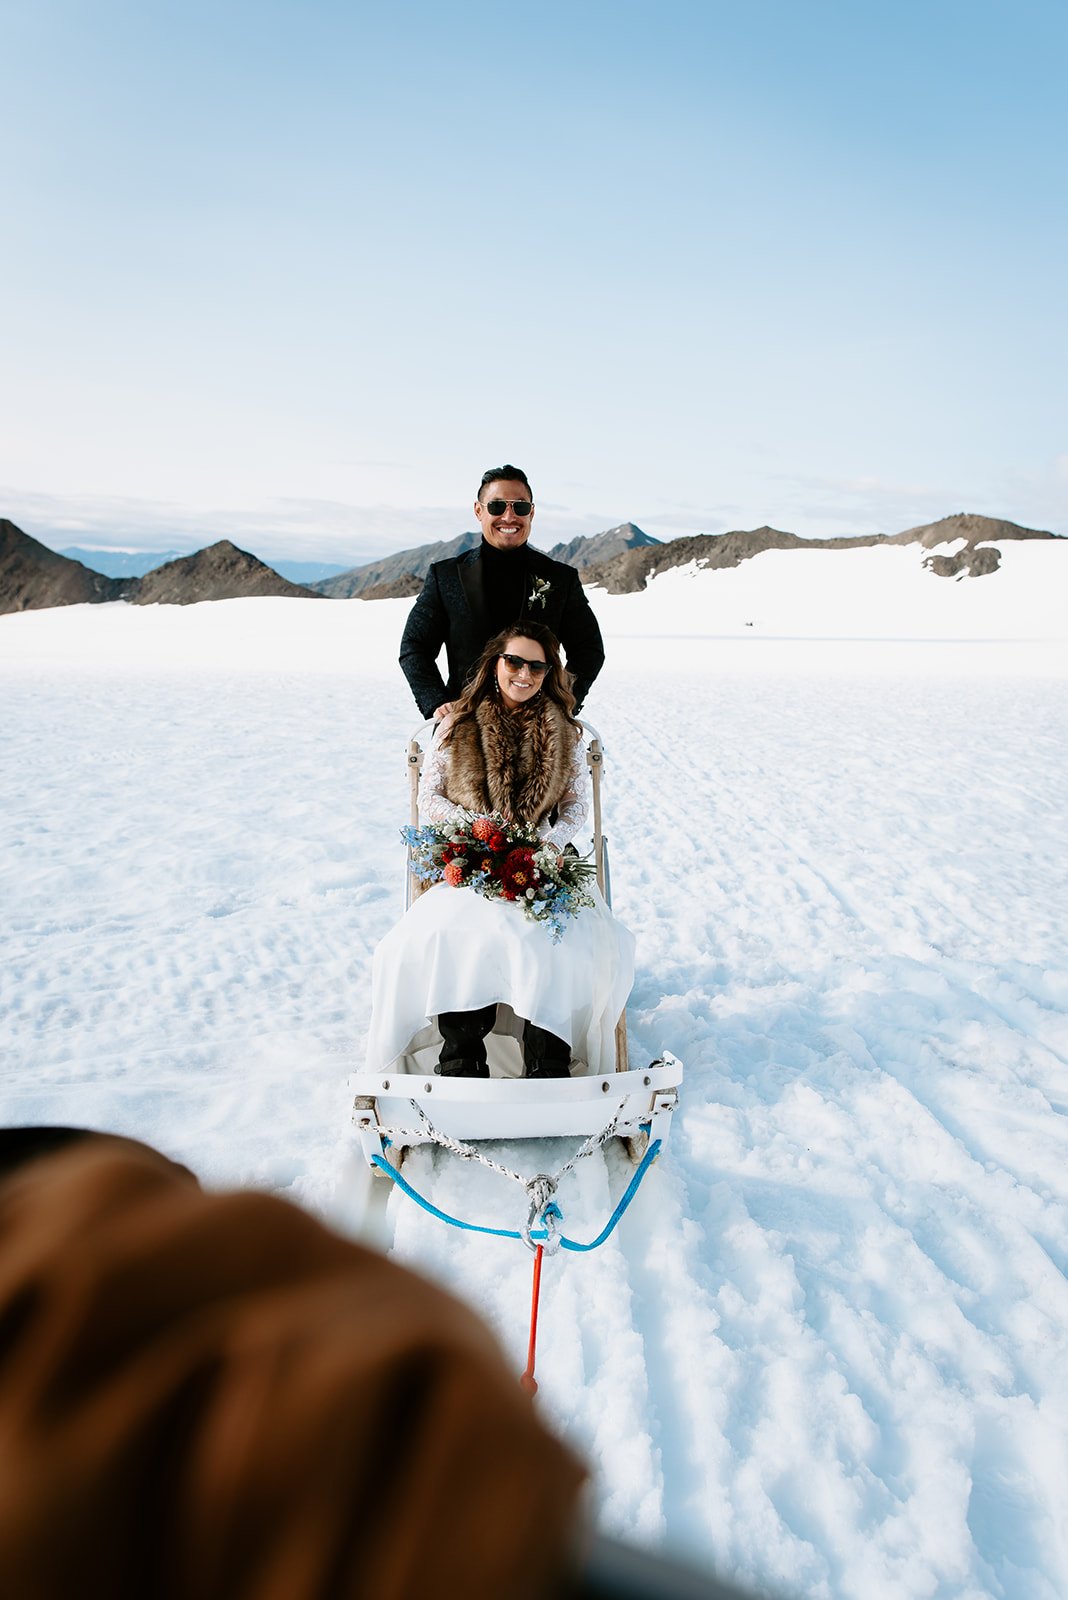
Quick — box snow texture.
[1,541,1066,1599]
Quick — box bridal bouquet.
[402,812,597,941]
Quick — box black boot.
[436,1058,490,1079]
[522,1020,572,1079]
[436,1004,496,1078]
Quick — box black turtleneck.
[479,538,531,636]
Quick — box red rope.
[519,1244,545,1396]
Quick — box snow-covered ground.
[1,541,1066,1599]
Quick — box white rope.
[375,1097,630,1199]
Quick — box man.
[399,464,605,720]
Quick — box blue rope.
[370,1138,662,1251]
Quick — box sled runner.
[350,721,682,1172]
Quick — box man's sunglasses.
[484,499,533,517]
[499,653,549,677]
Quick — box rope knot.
[523,1174,561,1254]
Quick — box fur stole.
[444,697,576,827]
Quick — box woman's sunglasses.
[499,653,549,677]
[484,499,533,517]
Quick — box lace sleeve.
[417,724,467,829]
[539,732,590,849]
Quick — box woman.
[367,623,634,1080]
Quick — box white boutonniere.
[528,576,551,610]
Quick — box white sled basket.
[351,1054,683,1168]
[351,721,682,1169]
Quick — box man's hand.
[433,702,454,721]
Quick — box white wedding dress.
[366,723,635,1078]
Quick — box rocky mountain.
[313,531,480,598]
[358,572,430,600]
[0,520,127,614]
[884,512,1052,549]
[0,525,321,614]
[581,525,807,593]
[582,513,1059,594]
[4,512,1059,616]
[547,522,660,569]
[130,542,323,605]
[313,521,658,599]
[887,513,1057,578]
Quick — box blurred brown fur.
[0,1135,585,1600]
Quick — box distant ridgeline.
[0,523,324,616]
[59,546,350,585]
[0,513,1061,616]
[311,522,660,598]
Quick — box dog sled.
[350,722,682,1174]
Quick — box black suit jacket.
[399,545,605,719]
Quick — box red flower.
[471,817,496,842]
[488,830,507,853]
[443,860,465,887]
[498,847,536,897]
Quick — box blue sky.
[2,0,1066,561]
